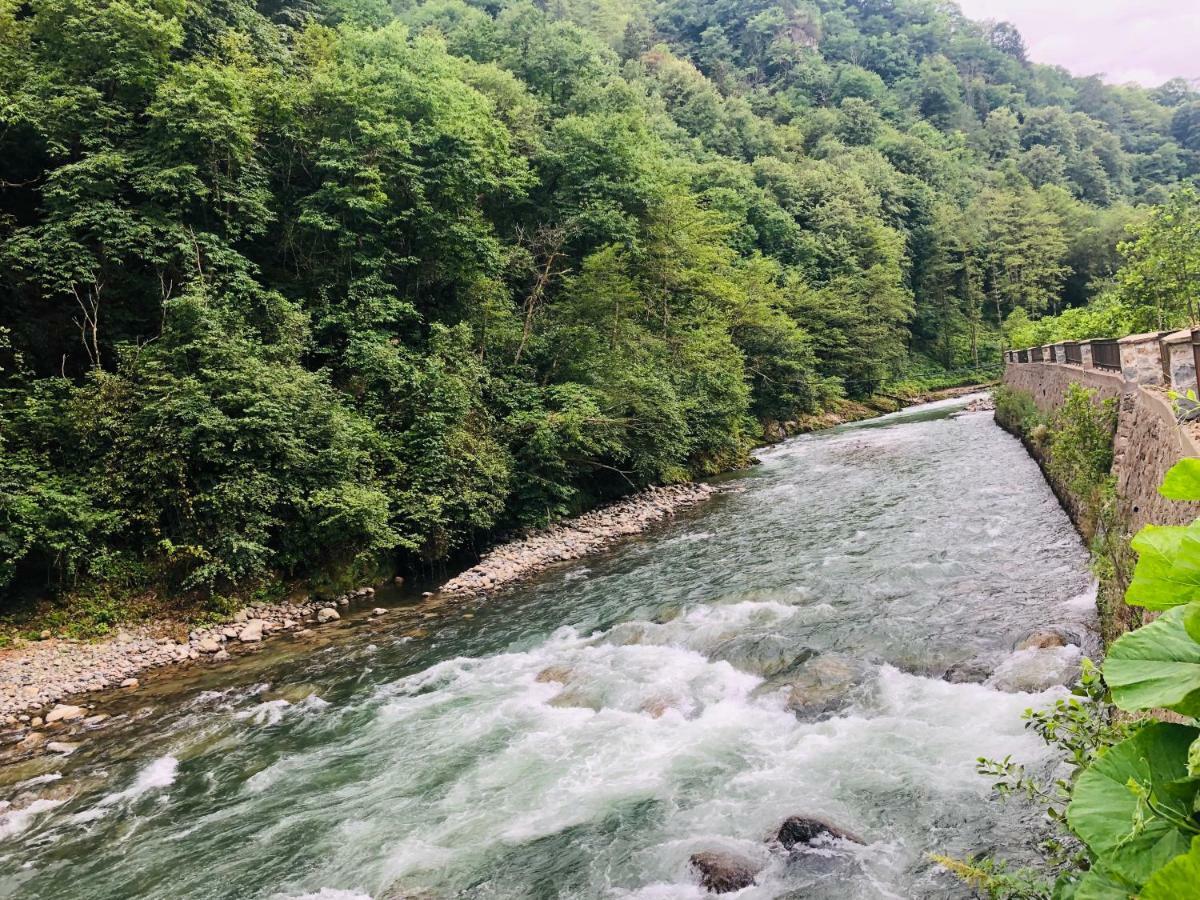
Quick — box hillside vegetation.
[1,0,1197,610]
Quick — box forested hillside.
[1,0,1197,608]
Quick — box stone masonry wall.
[1002,361,1200,533]
[1003,358,1200,641]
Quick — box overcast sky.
[954,0,1200,87]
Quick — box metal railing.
[1091,339,1120,371]
[1063,341,1082,365]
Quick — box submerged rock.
[987,645,1082,693]
[942,656,996,684]
[775,816,864,849]
[778,654,863,717]
[17,731,47,751]
[535,666,572,684]
[689,851,762,893]
[1016,629,1069,651]
[711,634,814,679]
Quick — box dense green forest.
[1007,185,1200,347]
[2,0,1198,607]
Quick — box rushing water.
[0,396,1098,900]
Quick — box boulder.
[988,645,1081,693]
[1017,630,1069,651]
[197,637,221,654]
[46,741,80,755]
[239,620,265,643]
[943,658,993,684]
[316,607,340,624]
[120,678,139,689]
[371,608,387,617]
[781,655,861,717]
[689,851,762,894]
[44,704,85,724]
[535,666,572,684]
[776,816,864,850]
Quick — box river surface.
[0,396,1097,899]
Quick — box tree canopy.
[2,0,1196,602]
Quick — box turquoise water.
[0,396,1096,899]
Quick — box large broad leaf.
[1141,836,1200,899]
[1125,524,1200,609]
[1104,605,1200,715]
[1066,723,1198,887]
[1065,864,1137,900]
[1160,459,1200,502]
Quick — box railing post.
[1160,330,1199,394]
[1192,329,1200,395]
[1117,332,1171,385]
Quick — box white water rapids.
[0,396,1098,898]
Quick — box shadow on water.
[0,392,1095,900]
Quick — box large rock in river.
[779,654,863,717]
[689,851,762,893]
[776,816,864,849]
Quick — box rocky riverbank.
[441,482,717,597]
[0,589,381,724]
[0,482,719,728]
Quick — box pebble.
[45,704,85,724]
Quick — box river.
[0,395,1097,899]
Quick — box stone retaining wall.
[1002,361,1200,534]
[1004,356,1200,641]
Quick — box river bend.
[0,396,1097,899]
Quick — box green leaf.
[1067,723,1198,886]
[1126,524,1200,609]
[1105,606,1200,715]
[1142,836,1200,899]
[1160,459,1200,501]
[1187,605,1200,644]
[1067,863,1137,900]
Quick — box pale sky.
[954,0,1200,87]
